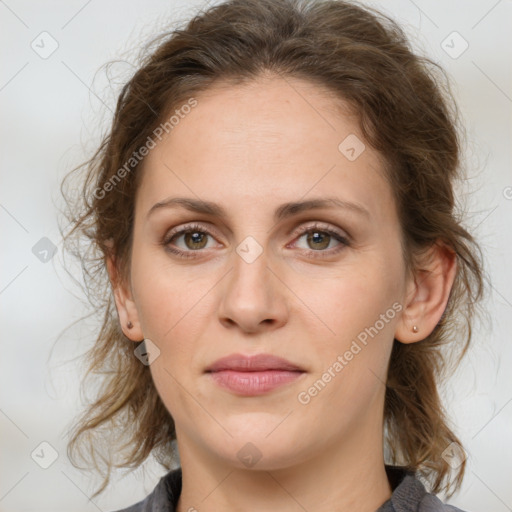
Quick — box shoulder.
[417,490,468,512]
[110,467,182,512]
[380,465,470,512]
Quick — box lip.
[205,353,304,372]
[205,353,306,396]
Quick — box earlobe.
[106,253,144,342]
[394,242,457,344]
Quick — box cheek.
[131,244,201,338]
[295,255,402,409]
[298,261,401,340]
[298,268,398,415]
[130,246,222,398]
[131,253,207,422]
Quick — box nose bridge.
[217,235,287,332]
[230,238,274,307]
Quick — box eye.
[162,221,350,259]
[290,222,349,258]
[163,223,219,259]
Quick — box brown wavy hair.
[60,0,485,499]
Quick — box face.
[120,75,413,471]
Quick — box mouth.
[205,353,306,396]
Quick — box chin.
[202,426,310,471]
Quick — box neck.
[175,420,392,512]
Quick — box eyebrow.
[147,196,370,222]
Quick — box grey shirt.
[113,464,468,512]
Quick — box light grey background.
[1,1,511,511]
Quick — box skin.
[108,74,457,512]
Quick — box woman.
[61,0,484,510]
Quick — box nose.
[217,245,289,334]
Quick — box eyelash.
[162,222,350,260]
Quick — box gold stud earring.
[412,325,419,333]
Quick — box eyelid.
[162,222,223,250]
[288,221,349,242]
[165,220,348,240]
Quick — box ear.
[394,241,457,344]
[105,249,144,342]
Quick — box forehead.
[136,75,394,224]
[170,75,358,159]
